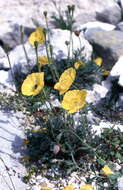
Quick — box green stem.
[79,36,82,49]
[44,15,59,81]
[45,37,57,82]
[34,43,41,72]
[42,88,54,111]
[62,129,95,153]
[6,53,17,91]
[20,26,30,71]
[71,152,80,169]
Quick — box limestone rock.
[1,29,92,75]
[85,29,123,70]
[0,110,27,190]
[118,176,123,190]
[96,4,122,25]
[0,0,119,49]
[110,56,123,87]
[116,21,123,30]
[76,21,115,32]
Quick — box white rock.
[110,56,123,86]
[1,29,92,76]
[116,92,123,107]
[0,70,16,93]
[77,21,115,32]
[93,83,109,98]
[1,43,46,73]
[118,176,123,190]
[51,29,92,61]
[0,47,6,67]
[118,0,123,13]
[86,83,109,104]
[92,121,123,136]
[31,185,40,190]
[0,110,27,190]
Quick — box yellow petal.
[41,187,52,190]
[93,57,103,66]
[62,185,74,190]
[102,70,110,76]
[54,67,76,94]
[21,72,44,96]
[80,184,93,190]
[29,27,45,46]
[61,90,87,113]
[38,56,49,66]
[101,165,114,176]
[74,61,85,69]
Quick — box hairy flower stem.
[44,35,58,82]
[34,43,41,72]
[68,8,74,67]
[6,52,18,91]
[44,13,59,81]
[0,157,16,190]
[41,90,55,138]
[42,88,54,111]
[20,26,30,71]
[79,36,82,49]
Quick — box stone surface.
[118,176,123,190]
[0,23,35,50]
[76,21,115,32]
[1,29,92,75]
[50,29,92,60]
[110,56,123,87]
[0,0,118,27]
[0,110,27,190]
[0,47,6,62]
[116,21,123,30]
[0,0,119,49]
[0,70,16,94]
[96,4,122,25]
[85,29,123,70]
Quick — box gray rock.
[0,47,6,69]
[110,56,123,86]
[0,0,119,48]
[0,110,27,190]
[76,21,115,32]
[0,70,16,94]
[96,4,122,25]
[116,21,123,31]
[85,29,123,70]
[0,0,118,28]
[0,23,35,50]
[117,0,123,15]
[118,176,123,190]
[50,29,92,61]
[1,29,92,75]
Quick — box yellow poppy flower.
[61,89,87,113]
[93,57,103,66]
[102,70,110,76]
[101,165,114,176]
[74,61,85,69]
[23,139,30,145]
[54,67,76,95]
[21,72,44,96]
[21,156,30,162]
[41,187,52,190]
[62,185,74,190]
[32,128,47,133]
[80,184,93,190]
[38,56,49,66]
[29,27,45,46]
